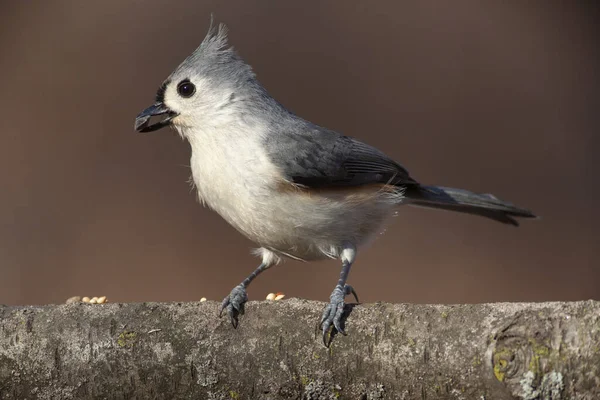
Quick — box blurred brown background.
[1,1,598,306]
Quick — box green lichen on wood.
[300,376,311,386]
[117,331,137,348]
[492,347,513,382]
[528,338,551,376]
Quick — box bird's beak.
[134,102,178,133]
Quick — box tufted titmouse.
[134,22,536,345]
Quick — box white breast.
[184,123,283,241]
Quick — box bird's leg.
[320,246,359,346]
[219,262,271,328]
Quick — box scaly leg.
[219,262,272,328]
[320,246,359,346]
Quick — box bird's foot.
[320,284,359,346]
[219,284,248,328]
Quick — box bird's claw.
[320,284,358,346]
[219,284,248,328]
[346,284,359,303]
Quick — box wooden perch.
[1,299,599,399]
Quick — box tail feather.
[403,185,537,226]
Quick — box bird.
[134,21,536,346]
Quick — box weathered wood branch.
[1,299,599,399]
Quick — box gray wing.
[263,124,418,188]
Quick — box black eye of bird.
[177,80,196,98]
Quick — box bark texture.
[0,299,599,399]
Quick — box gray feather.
[404,185,537,226]
[263,121,417,188]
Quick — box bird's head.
[134,20,256,136]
